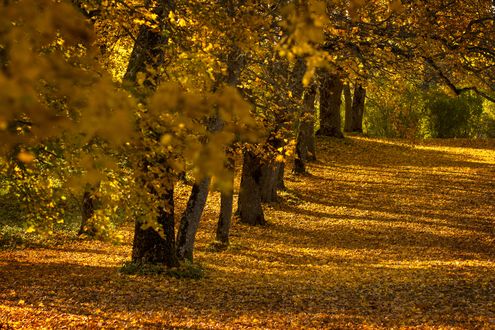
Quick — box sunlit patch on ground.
[1,137,494,329]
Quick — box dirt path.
[1,137,494,329]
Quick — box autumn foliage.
[1,0,495,328]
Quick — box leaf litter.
[1,137,494,329]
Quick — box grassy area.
[0,137,494,329]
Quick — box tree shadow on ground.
[280,137,495,240]
[0,257,493,329]
[313,136,495,169]
[276,183,495,238]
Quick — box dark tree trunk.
[343,84,353,133]
[294,84,317,173]
[176,177,211,261]
[294,139,308,174]
[123,6,168,87]
[260,161,279,203]
[318,71,344,138]
[216,189,233,244]
[216,155,235,245]
[132,187,178,267]
[125,1,178,267]
[350,84,366,133]
[0,45,8,74]
[78,188,96,236]
[238,150,265,226]
[276,162,286,190]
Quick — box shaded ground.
[1,137,494,329]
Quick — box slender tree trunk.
[176,177,211,261]
[0,45,8,74]
[276,162,286,190]
[318,71,344,138]
[350,84,366,133]
[344,84,353,132]
[216,154,234,245]
[238,150,265,226]
[294,84,317,173]
[177,41,244,256]
[78,188,96,236]
[294,138,306,174]
[212,42,245,244]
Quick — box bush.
[120,260,205,279]
[365,83,424,139]
[0,225,79,249]
[424,91,483,138]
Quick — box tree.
[237,148,266,226]
[343,83,353,133]
[121,0,179,267]
[294,83,317,174]
[349,84,366,133]
[318,70,344,138]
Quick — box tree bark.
[176,177,211,261]
[177,41,244,256]
[216,155,234,245]
[260,161,279,203]
[343,84,353,132]
[238,150,265,226]
[294,84,317,173]
[125,0,178,267]
[276,162,286,190]
[318,71,344,138]
[350,84,366,133]
[132,187,178,267]
[78,188,96,236]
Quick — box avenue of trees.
[1,0,494,268]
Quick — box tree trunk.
[260,161,279,203]
[216,190,233,244]
[343,84,353,133]
[132,187,178,267]
[294,84,317,173]
[238,150,265,226]
[78,188,96,236]
[176,177,211,261]
[276,162,286,190]
[318,71,344,138]
[176,42,244,257]
[125,1,178,267]
[350,84,366,133]
[216,155,234,245]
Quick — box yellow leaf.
[17,151,35,163]
[161,134,173,145]
[136,72,146,86]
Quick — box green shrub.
[364,81,424,139]
[120,260,205,279]
[424,91,483,138]
[0,224,79,249]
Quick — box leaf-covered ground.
[1,137,494,329]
